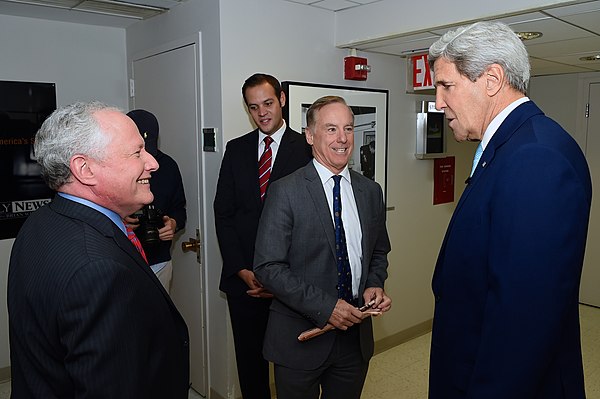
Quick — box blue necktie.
[470,143,483,177]
[332,175,353,302]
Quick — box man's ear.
[305,127,314,145]
[485,64,504,96]
[70,155,96,186]
[279,91,287,108]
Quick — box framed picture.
[282,81,389,198]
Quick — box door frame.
[577,74,600,307]
[130,33,209,394]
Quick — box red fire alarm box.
[344,56,369,80]
[433,156,455,205]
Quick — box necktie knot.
[264,136,273,148]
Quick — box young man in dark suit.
[8,102,190,398]
[254,96,392,399]
[214,73,312,398]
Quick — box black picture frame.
[282,81,389,199]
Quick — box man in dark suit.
[8,102,190,398]
[214,73,312,398]
[254,95,392,399]
[428,21,591,399]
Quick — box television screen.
[0,80,56,239]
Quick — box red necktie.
[125,224,148,264]
[259,136,273,201]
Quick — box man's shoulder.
[272,162,312,185]
[349,169,382,191]
[227,129,258,147]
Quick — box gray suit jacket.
[254,162,390,370]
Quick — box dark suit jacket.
[253,162,391,370]
[214,127,312,296]
[429,101,592,399]
[8,194,190,399]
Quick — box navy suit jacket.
[8,195,190,398]
[429,101,592,399]
[254,163,391,370]
[214,127,312,296]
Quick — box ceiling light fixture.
[516,31,543,41]
[579,54,600,61]
[2,0,167,19]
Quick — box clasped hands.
[238,269,274,298]
[327,287,391,330]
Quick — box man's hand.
[237,269,273,298]
[123,215,140,230]
[327,299,364,330]
[363,287,392,313]
[158,215,177,241]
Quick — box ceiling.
[342,1,600,76]
[0,0,599,76]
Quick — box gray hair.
[34,101,119,190]
[428,21,530,93]
[306,95,354,129]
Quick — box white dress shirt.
[313,159,362,299]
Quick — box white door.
[581,82,600,307]
[132,42,207,395]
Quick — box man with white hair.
[8,102,190,398]
[428,21,591,399]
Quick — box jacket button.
[435,295,441,303]
[183,340,189,347]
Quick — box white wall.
[0,14,127,372]
[529,74,582,147]
[0,15,127,107]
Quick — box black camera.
[132,204,164,246]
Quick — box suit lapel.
[349,173,371,284]
[51,195,172,298]
[304,164,337,257]
[271,127,296,181]
[242,130,262,206]
[454,101,542,213]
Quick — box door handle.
[181,237,200,253]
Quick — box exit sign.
[412,54,434,90]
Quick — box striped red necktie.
[125,224,148,264]
[259,136,273,201]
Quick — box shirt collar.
[312,159,351,185]
[480,96,529,150]
[259,120,286,146]
[57,192,127,234]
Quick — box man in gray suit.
[254,95,391,399]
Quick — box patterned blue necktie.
[332,175,353,302]
[470,142,483,177]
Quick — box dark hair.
[242,73,283,105]
[306,96,354,129]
